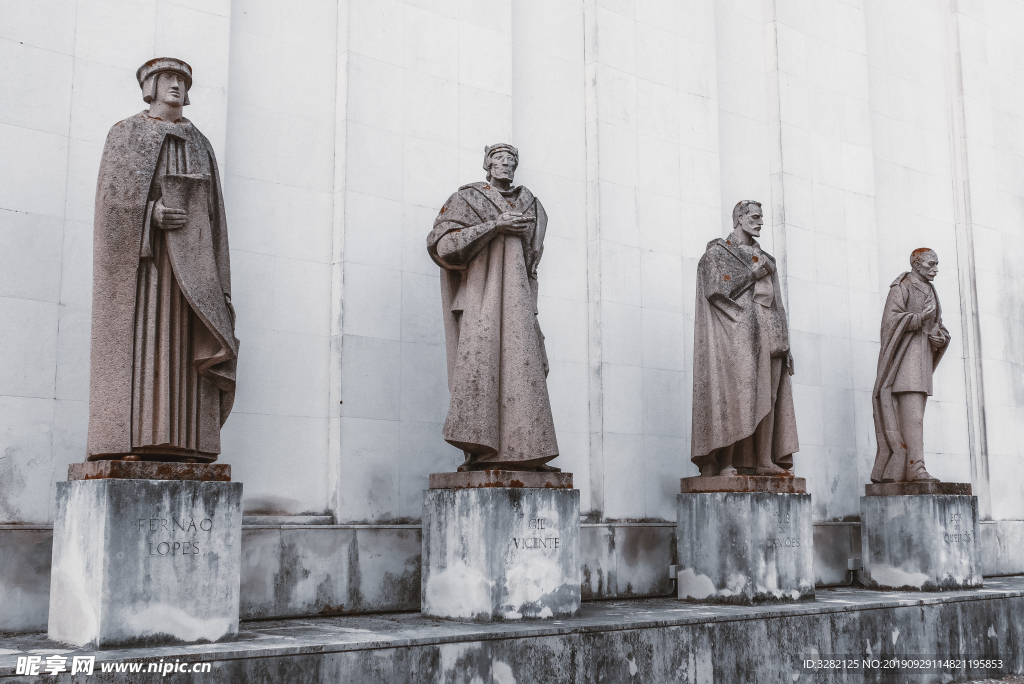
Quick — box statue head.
[483,144,519,184]
[910,248,939,281]
[137,57,192,107]
[732,200,763,238]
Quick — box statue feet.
[719,466,738,477]
[755,464,792,477]
[908,460,939,482]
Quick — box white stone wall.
[864,0,974,497]
[1,0,1020,527]
[220,0,339,518]
[765,0,884,523]
[954,0,1024,522]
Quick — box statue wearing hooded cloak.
[87,63,237,463]
[426,149,558,471]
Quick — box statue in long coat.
[426,145,559,472]
[87,58,237,463]
[870,249,950,482]
[691,201,799,476]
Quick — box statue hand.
[754,259,775,279]
[154,198,186,229]
[496,212,533,236]
[786,351,795,376]
[928,332,946,348]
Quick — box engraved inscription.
[766,538,801,548]
[512,517,560,551]
[944,513,971,543]
[773,512,791,533]
[139,517,213,557]
[767,510,799,548]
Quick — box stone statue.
[87,58,237,463]
[691,200,799,477]
[426,144,559,472]
[870,249,950,483]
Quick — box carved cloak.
[87,112,237,460]
[870,272,949,482]
[427,182,558,468]
[690,238,799,468]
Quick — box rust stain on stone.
[723,274,731,281]
[318,603,346,615]
[68,460,231,482]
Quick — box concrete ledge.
[982,520,1024,576]
[0,526,52,635]
[4,578,1023,682]
[240,515,334,526]
[813,522,861,587]
[4,520,1024,632]
[240,525,421,619]
[581,523,674,599]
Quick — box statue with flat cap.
[690,200,799,478]
[871,248,950,483]
[427,144,559,472]
[86,57,238,463]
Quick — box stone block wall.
[0,0,1020,551]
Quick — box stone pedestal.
[421,471,579,621]
[860,484,982,591]
[676,477,814,604]
[48,464,242,647]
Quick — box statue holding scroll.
[427,145,559,472]
[87,58,237,463]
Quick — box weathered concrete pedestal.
[421,471,580,621]
[676,476,814,604]
[860,482,982,591]
[47,463,242,647]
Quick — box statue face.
[737,205,763,238]
[155,72,186,106]
[488,151,517,183]
[913,252,939,281]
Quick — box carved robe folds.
[87,113,237,462]
[691,238,799,472]
[427,182,558,470]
